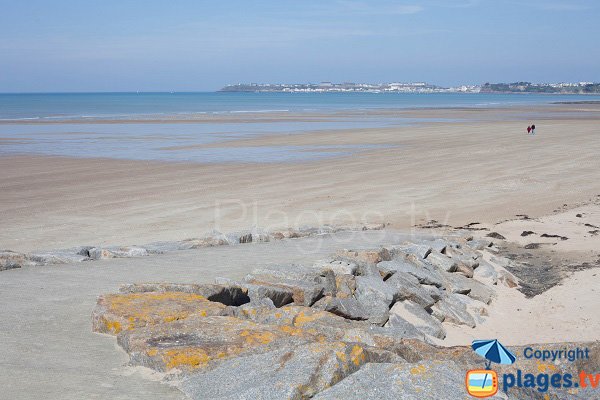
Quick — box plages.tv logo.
[466,339,516,398]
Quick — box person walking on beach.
[527,126,531,134]
[531,124,536,135]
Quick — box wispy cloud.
[335,1,424,15]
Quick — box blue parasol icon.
[472,339,516,370]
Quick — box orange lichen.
[240,329,275,345]
[163,348,211,370]
[103,318,122,334]
[350,345,365,366]
[336,351,347,363]
[279,325,306,336]
[293,310,324,327]
[536,361,557,373]
[410,365,427,375]
[96,292,224,332]
[146,348,158,357]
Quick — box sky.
[0,0,598,92]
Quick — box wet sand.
[2,104,600,253]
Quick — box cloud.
[335,1,424,15]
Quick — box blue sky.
[0,0,598,92]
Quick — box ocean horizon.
[2,92,600,121]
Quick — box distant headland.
[219,81,600,94]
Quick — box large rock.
[91,292,227,335]
[117,315,316,373]
[88,246,149,259]
[354,276,396,325]
[385,272,436,308]
[313,361,468,400]
[453,294,488,324]
[454,262,475,278]
[473,260,499,285]
[245,263,336,303]
[430,294,476,328]
[335,248,391,266]
[0,250,26,271]
[441,271,494,303]
[181,342,400,400]
[229,298,276,319]
[312,297,369,321]
[313,259,358,276]
[425,238,448,253]
[27,249,90,264]
[333,274,356,299]
[232,305,359,336]
[466,278,495,304]
[387,301,446,340]
[244,273,326,306]
[441,271,472,294]
[215,278,295,308]
[386,243,431,259]
[119,283,250,306]
[377,258,443,287]
[425,250,457,272]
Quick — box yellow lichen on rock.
[240,329,275,345]
[350,344,365,366]
[92,292,225,335]
[163,348,211,370]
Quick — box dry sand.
[441,203,600,346]
[2,104,600,253]
[2,101,600,399]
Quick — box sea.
[1,92,598,163]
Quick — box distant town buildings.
[220,81,599,94]
[220,82,481,93]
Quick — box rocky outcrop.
[90,234,534,398]
[3,223,386,269]
[0,250,26,271]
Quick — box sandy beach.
[2,103,600,399]
[2,104,600,253]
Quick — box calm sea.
[1,92,599,120]
[0,92,598,163]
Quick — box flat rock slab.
[313,361,467,400]
[387,243,432,259]
[354,276,396,325]
[378,258,443,287]
[313,259,358,276]
[119,283,250,306]
[181,342,399,400]
[244,273,327,306]
[425,250,457,272]
[336,248,391,265]
[388,301,446,340]
[215,277,295,307]
[385,272,436,308]
[92,292,227,335]
[430,294,476,328]
[117,315,315,373]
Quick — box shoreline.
[2,104,600,253]
[1,100,599,124]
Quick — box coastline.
[2,104,600,253]
[2,100,600,400]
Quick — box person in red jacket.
[527,126,531,134]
